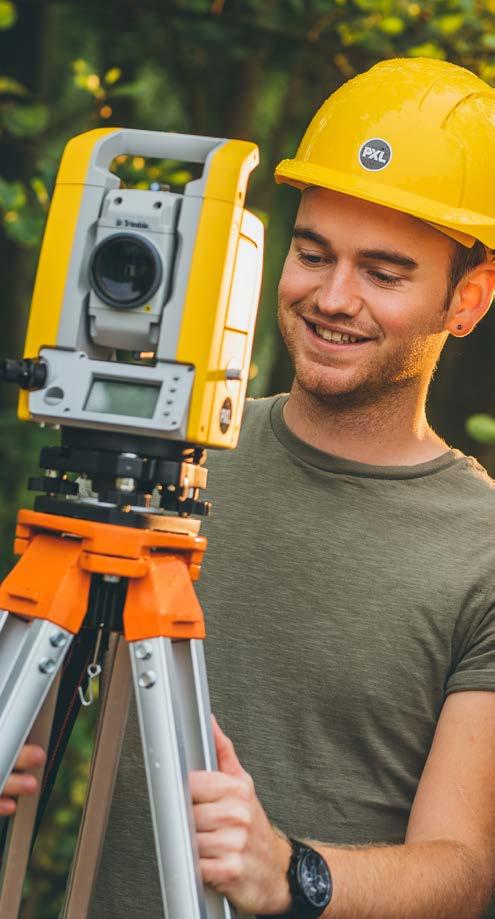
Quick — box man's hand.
[190,716,292,915]
[0,745,46,817]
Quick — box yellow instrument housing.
[18,128,263,449]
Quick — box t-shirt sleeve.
[446,598,495,694]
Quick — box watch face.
[298,850,332,908]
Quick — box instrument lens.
[91,235,162,308]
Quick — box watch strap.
[256,837,332,919]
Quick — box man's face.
[278,187,455,405]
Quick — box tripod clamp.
[27,426,212,525]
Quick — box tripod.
[0,428,236,919]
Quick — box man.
[3,57,495,919]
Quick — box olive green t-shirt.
[91,395,495,919]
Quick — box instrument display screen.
[85,377,161,418]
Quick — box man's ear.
[445,262,495,338]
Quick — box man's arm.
[307,689,495,919]
[191,692,495,918]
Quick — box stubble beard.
[277,303,445,411]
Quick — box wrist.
[265,830,292,913]
[258,837,333,919]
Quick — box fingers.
[0,777,38,816]
[200,853,245,889]
[0,775,38,817]
[13,744,46,772]
[0,744,47,817]
[197,826,248,860]
[190,771,250,805]
[211,717,244,778]
[194,799,251,833]
[2,773,38,798]
[190,770,226,804]
[0,797,17,817]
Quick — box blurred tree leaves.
[4,0,495,266]
[0,76,25,95]
[0,176,25,209]
[0,3,48,249]
[0,0,16,29]
[466,413,495,444]
[3,101,48,137]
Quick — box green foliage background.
[0,1,494,915]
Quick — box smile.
[315,325,359,344]
[303,318,371,346]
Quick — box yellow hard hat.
[275,58,495,249]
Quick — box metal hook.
[78,662,102,707]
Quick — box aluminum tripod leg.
[0,611,72,918]
[0,611,72,792]
[131,637,235,919]
[61,634,132,919]
[0,672,60,919]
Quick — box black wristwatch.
[257,837,333,919]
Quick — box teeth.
[314,325,359,344]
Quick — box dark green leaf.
[2,102,48,137]
[3,206,45,247]
[0,176,26,209]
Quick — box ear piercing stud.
[457,324,463,330]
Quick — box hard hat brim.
[275,159,494,249]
